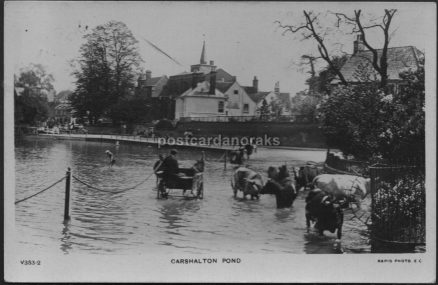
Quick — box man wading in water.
[105,150,116,168]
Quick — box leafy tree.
[70,21,143,123]
[16,63,55,92]
[14,64,54,125]
[257,99,270,118]
[319,59,425,161]
[269,99,283,117]
[109,97,164,125]
[378,60,425,161]
[291,90,322,119]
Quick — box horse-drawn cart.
[154,154,205,199]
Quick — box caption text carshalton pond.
[170,258,241,264]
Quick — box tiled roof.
[243,86,257,94]
[334,46,422,83]
[215,82,234,93]
[144,76,166,86]
[179,81,226,98]
[247,92,270,103]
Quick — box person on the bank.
[105,150,116,167]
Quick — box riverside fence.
[15,167,156,222]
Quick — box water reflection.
[60,220,72,254]
[15,138,371,254]
[157,199,201,230]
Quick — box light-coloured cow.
[312,174,370,206]
[231,167,264,199]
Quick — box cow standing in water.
[295,163,322,190]
[260,165,298,208]
[231,167,264,199]
[305,188,344,240]
[312,174,370,208]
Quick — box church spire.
[200,40,206,64]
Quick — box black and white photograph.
[4,1,436,283]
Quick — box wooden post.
[201,151,205,163]
[64,168,71,221]
[224,150,227,170]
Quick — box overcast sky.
[4,1,435,96]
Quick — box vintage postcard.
[4,1,436,283]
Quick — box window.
[243,104,249,114]
[218,101,224,113]
[234,90,238,95]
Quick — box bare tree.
[276,11,348,85]
[334,9,397,89]
[299,54,320,78]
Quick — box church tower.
[191,41,217,74]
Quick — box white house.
[216,81,257,116]
[175,80,228,119]
[171,41,258,120]
[245,81,292,116]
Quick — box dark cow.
[296,163,323,190]
[305,188,344,239]
[260,165,298,208]
[231,167,263,199]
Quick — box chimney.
[274,81,280,94]
[146,70,152,80]
[353,34,365,54]
[232,76,237,82]
[210,60,214,66]
[253,76,258,93]
[209,70,217,95]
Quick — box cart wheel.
[198,183,204,199]
[157,181,165,199]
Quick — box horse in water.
[260,165,298,208]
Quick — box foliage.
[14,64,54,125]
[109,97,159,125]
[16,63,55,92]
[379,60,425,161]
[269,99,283,117]
[319,62,425,161]
[70,21,143,122]
[373,169,425,242]
[291,90,322,118]
[257,99,270,117]
[306,55,348,95]
[155,119,175,130]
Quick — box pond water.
[14,137,370,255]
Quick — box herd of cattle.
[231,164,370,240]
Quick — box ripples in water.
[15,138,370,254]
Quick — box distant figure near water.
[105,150,116,167]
